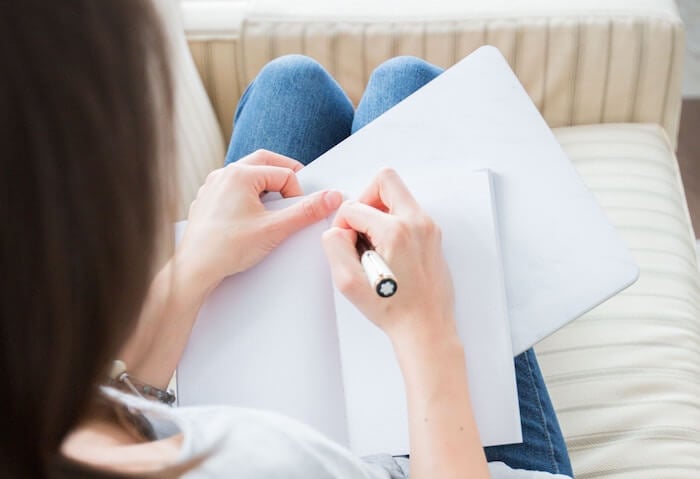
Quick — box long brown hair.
[0,1,174,477]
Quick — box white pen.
[356,233,398,298]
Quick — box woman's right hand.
[324,169,490,479]
[321,168,457,345]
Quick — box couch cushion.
[538,123,700,478]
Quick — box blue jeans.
[225,55,574,477]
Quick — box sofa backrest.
[183,0,685,147]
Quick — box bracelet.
[109,360,176,406]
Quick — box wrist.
[388,312,459,352]
[393,329,468,392]
[390,320,464,369]
[117,255,213,389]
[171,248,220,300]
[138,255,212,341]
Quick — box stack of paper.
[177,169,520,454]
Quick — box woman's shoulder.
[104,388,392,478]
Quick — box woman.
[1,1,573,478]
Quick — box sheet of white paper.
[176,199,350,447]
[296,46,639,355]
[335,170,520,456]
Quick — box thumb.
[321,226,367,300]
[271,190,343,238]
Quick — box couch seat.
[538,123,700,478]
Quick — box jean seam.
[524,351,560,474]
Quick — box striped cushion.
[538,123,700,478]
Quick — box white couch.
[159,0,700,477]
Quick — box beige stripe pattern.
[188,15,684,146]
[538,123,700,478]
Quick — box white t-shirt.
[106,389,572,479]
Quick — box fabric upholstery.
[183,0,684,146]
[153,0,225,219]
[539,123,700,478]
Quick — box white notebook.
[177,169,521,456]
[296,46,639,354]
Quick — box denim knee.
[229,54,353,165]
[352,56,441,132]
[255,54,332,90]
[369,56,440,88]
[235,54,340,124]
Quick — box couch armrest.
[184,0,685,147]
[154,0,226,218]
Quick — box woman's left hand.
[176,149,343,292]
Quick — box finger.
[270,190,343,238]
[237,165,304,197]
[237,149,304,172]
[321,227,367,298]
[195,183,206,200]
[187,198,197,218]
[357,167,420,215]
[204,167,224,185]
[332,200,394,244]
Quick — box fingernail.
[324,190,343,209]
